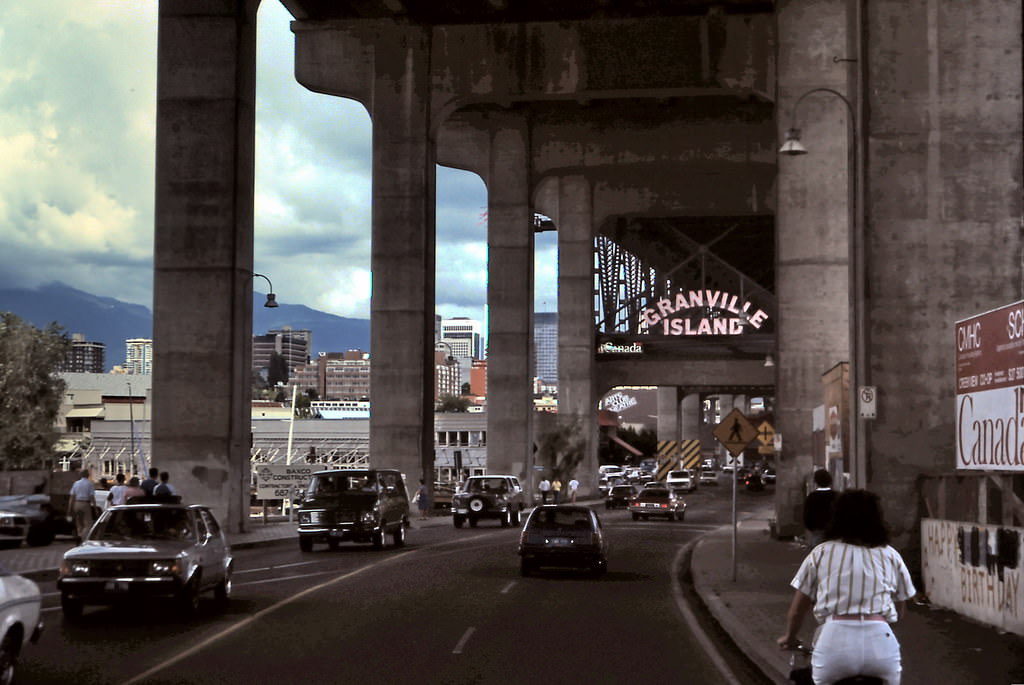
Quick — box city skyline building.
[533,312,557,384]
[124,338,153,375]
[288,349,370,401]
[59,333,106,374]
[252,327,312,375]
[439,317,485,360]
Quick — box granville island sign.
[641,289,770,336]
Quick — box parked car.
[296,468,409,551]
[0,494,74,548]
[452,475,524,528]
[744,471,765,491]
[698,470,719,486]
[518,505,608,577]
[57,502,233,619]
[665,469,696,493]
[629,488,685,521]
[0,564,42,683]
[605,484,639,509]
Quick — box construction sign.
[655,439,702,480]
[712,409,758,457]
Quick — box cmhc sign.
[955,300,1024,471]
[642,289,769,336]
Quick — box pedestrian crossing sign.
[712,409,758,457]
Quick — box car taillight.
[660,503,667,508]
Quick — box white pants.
[811,618,902,685]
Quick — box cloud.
[0,0,556,328]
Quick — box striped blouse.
[790,540,916,623]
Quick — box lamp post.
[126,381,139,476]
[780,87,867,488]
[247,272,279,308]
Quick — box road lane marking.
[499,581,516,594]
[237,560,321,574]
[452,626,476,654]
[120,551,413,685]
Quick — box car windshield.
[465,478,509,493]
[669,471,691,478]
[611,486,633,495]
[528,509,592,531]
[641,491,670,500]
[91,508,194,541]
[307,472,378,497]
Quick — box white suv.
[665,469,696,493]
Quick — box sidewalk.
[690,502,1024,684]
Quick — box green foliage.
[267,352,289,387]
[610,425,657,464]
[536,416,587,481]
[0,313,71,469]
[435,394,470,413]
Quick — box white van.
[666,469,696,492]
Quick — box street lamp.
[247,272,279,308]
[780,86,867,487]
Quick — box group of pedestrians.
[537,476,580,504]
[777,469,917,685]
[66,466,180,542]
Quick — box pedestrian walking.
[416,479,430,520]
[803,469,838,549]
[538,478,551,504]
[67,469,96,542]
[124,476,145,503]
[552,478,562,503]
[568,477,580,503]
[141,467,160,497]
[778,489,916,684]
[107,473,129,507]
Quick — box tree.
[0,313,71,470]
[267,352,289,387]
[435,394,470,413]
[535,416,587,481]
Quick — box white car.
[665,469,696,492]
[699,470,719,486]
[0,565,43,683]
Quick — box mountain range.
[0,282,371,368]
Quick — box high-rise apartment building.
[252,327,312,374]
[125,338,153,375]
[59,333,105,374]
[534,312,558,383]
[439,317,485,359]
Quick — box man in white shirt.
[107,473,130,507]
[568,478,580,503]
[538,478,551,504]
[67,469,96,542]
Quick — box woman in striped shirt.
[777,489,917,684]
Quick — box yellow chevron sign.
[655,440,678,480]
[678,440,702,469]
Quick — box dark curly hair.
[824,489,890,547]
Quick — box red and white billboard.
[955,301,1024,470]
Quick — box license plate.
[549,537,570,546]
[105,581,130,592]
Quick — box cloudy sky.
[0,1,558,325]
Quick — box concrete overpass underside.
[153,0,1024,561]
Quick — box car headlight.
[0,510,21,526]
[360,510,377,525]
[60,560,91,577]
[149,560,182,577]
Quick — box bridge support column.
[368,29,436,491]
[681,392,701,445]
[486,125,534,487]
[656,387,681,447]
[555,176,598,495]
[152,0,259,534]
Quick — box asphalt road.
[21,478,776,685]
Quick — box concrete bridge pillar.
[681,393,701,443]
[368,28,436,491]
[152,0,259,533]
[656,387,681,445]
[486,125,534,486]
[555,176,598,495]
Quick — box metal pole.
[731,453,738,582]
[127,382,137,475]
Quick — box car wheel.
[631,512,639,521]
[677,509,686,521]
[61,593,83,621]
[468,516,478,528]
[214,566,232,604]
[667,511,675,521]
[26,522,54,547]
[372,529,384,549]
[453,515,465,529]
[0,631,17,685]
[520,560,533,577]
[299,536,313,552]
[512,508,522,526]
[178,576,201,616]
[500,511,511,528]
[392,522,406,547]
[327,539,340,551]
